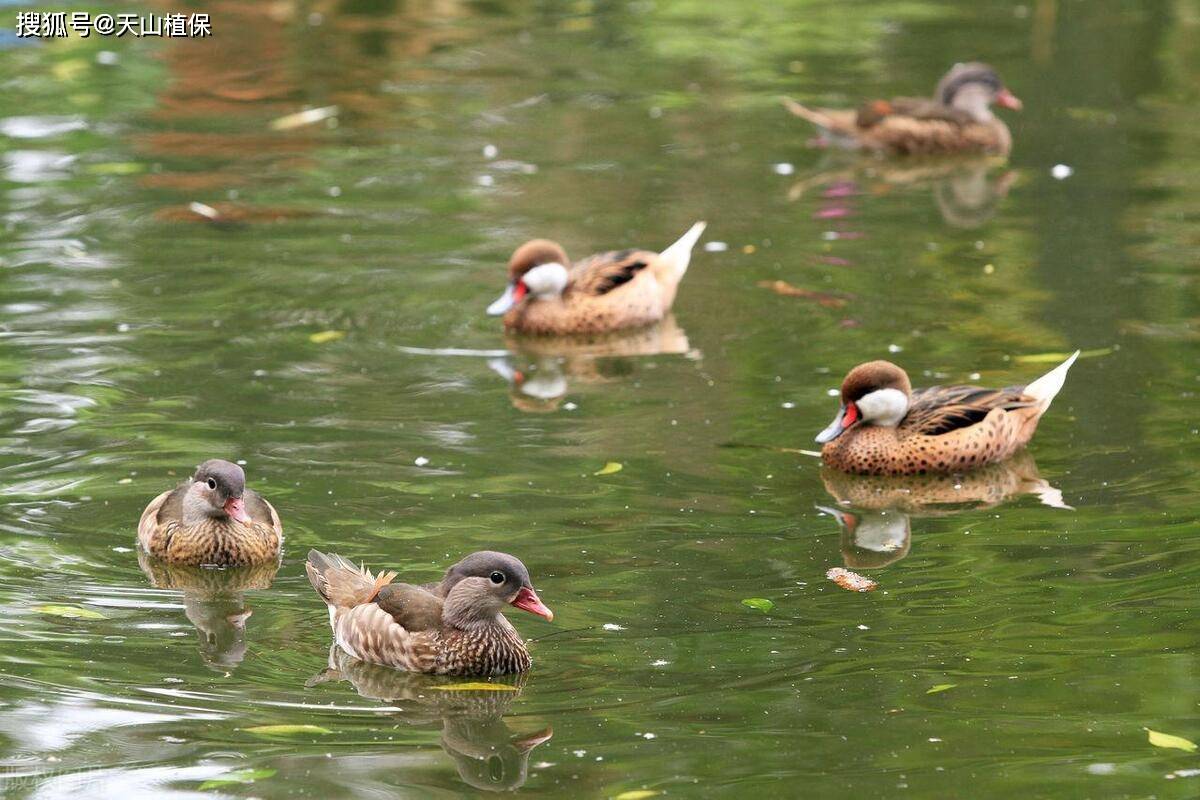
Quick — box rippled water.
[1,0,1199,797]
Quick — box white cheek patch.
[521,262,569,298]
[856,388,909,427]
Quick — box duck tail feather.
[306,549,384,609]
[1023,350,1080,413]
[654,221,706,284]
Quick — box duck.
[305,549,554,676]
[815,351,1079,475]
[486,222,706,335]
[784,62,1022,156]
[137,459,283,566]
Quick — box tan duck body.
[785,62,1022,156]
[138,459,282,566]
[487,222,706,336]
[306,550,553,676]
[816,353,1078,476]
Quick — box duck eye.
[206,478,217,490]
[489,571,505,585]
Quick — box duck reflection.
[137,552,278,669]
[490,316,694,412]
[310,647,551,792]
[789,156,1017,230]
[817,452,1070,568]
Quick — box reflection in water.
[817,452,1070,568]
[310,647,551,792]
[789,156,1018,229]
[490,316,693,412]
[137,553,279,670]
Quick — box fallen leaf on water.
[309,330,346,344]
[742,598,774,613]
[199,768,277,791]
[432,682,519,692]
[1014,347,1111,364]
[243,724,332,736]
[34,604,107,620]
[270,105,339,131]
[757,280,849,308]
[593,462,623,476]
[926,684,957,695]
[1146,728,1198,752]
[85,162,145,176]
[826,567,878,592]
[614,791,661,800]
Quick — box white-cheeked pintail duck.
[138,459,283,566]
[784,62,1022,156]
[486,222,706,335]
[816,352,1079,475]
[305,550,553,676]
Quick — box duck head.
[440,551,553,627]
[182,458,252,525]
[936,62,1022,122]
[816,361,913,444]
[487,240,570,316]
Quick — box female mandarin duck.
[306,549,553,676]
[816,352,1078,475]
[784,62,1022,156]
[486,222,706,335]
[138,459,282,566]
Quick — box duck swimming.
[486,222,706,335]
[816,352,1079,475]
[784,62,1022,156]
[137,459,282,566]
[305,550,553,676]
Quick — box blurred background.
[1,0,1199,797]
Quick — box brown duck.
[784,63,1022,156]
[137,459,283,566]
[306,549,553,676]
[816,352,1079,475]
[486,222,706,335]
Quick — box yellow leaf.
[615,792,661,800]
[270,105,339,131]
[243,724,332,736]
[1146,728,1198,752]
[593,462,623,476]
[308,330,346,344]
[926,683,957,695]
[1013,347,1111,364]
[432,682,519,692]
[34,604,107,620]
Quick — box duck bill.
[995,88,1023,111]
[815,402,859,444]
[487,282,527,316]
[511,586,553,621]
[224,496,252,524]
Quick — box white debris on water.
[602,623,625,631]
[1051,163,1074,180]
[704,241,728,252]
[414,456,429,466]
[772,162,795,176]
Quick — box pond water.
[1,0,1199,797]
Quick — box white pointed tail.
[1024,350,1080,412]
[656,221,707,283]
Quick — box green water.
[1,0,1199,797]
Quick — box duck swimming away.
[816,351,1079,475]
[487,222,706,335]
[137,459,283,566]
[306,550,553,676]
[784,62,1022,156]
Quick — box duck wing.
[243,488,283,536]
[374,582,445,632]
[568,249,655,297]
[905,384,1035,436]
[856,97,975,129]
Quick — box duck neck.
[181,487,226,527]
